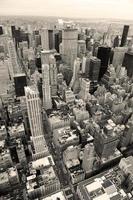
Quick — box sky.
[0,0,133,20]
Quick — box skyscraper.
[113,35,120,48]
[123,52,133,77]
[77,40,86,58]
[42,64,52,110]
[7,40,20,75]
[14,73,27,97]
[79,78,90,101]
[0,26,3,35]
[62,25,78,69]
[112,47,128,68]
[94,120,119,159]
[41,28,49,50]
[82,143,95,174]
[97,46,111,80]
[41,49,56,65]
[70,58,81,94]
[49,55,57,96]
[120,25,129,47]
[48,29,54,50]
[24,86,47,156]
[89,57,101,81]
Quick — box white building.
[79,78,90,101]
[49,55,57,96]
[62,26,78,69]
[24,86,47,156]
[41,28,49,50]
[42,64,52,110]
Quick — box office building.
[42,64,52,110]
[14,73,27,97]
[122,52,133,77]
[0,167,19,192]
[89,57,101,81]
[113,35,120,48]
[120,25,129,47]
[77,167,128,200]
[11,25,16,38]
[0,26,3,35]
[62,25,78,68]
[112,47,128,67]
[70,58,81,93]
[97,46,111,79]
[48,29,54,49]
[41,49,56,65]
[49,55,57,96]
[77,40,86,58]
[94,120,119,159]
[79,78,90,101]
[24,86,48,157]
[82,143,96,174]
[41,28,49,50]
[54,33,61,53]
[53,126,79,151]
[64,88,75,104]
[7,40,20,75]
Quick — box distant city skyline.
[0,0,133,20]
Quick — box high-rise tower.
[42,64,52,110]
[41,28,49,50]
[120,25,129,47]
[62,25,78,69]
[24,86,47,157]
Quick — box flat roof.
[43,191,66,200]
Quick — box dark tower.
[89,57,101,82]
[48,30,54,50]
[0,26,3,35]
[120,25,129,47]
[113,35,119,48]
[14,74,27,97]
[123,52,133,77]
[11,26,16,38]
[97,46,111,80]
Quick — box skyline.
[0,0,133,20]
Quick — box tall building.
[0,26,3,35]
[94,120,119,159]
[49,55,57,96]
[82,143,96,174]
[70,58,81,93]
[77,40,86,58]
[41,28,49,50]
[89,57,101,81]
[113,35,120,48]
[79,78,90,101]
[122,52,133,77]
[41,50,56,65]
[48,29,54,50]
[97,46,111,80]
[42,64,52,110]
[62,25,78,69]
[112,47,128,67]
[120,25,129,47]
[14,73,27,97]
[11,25,16,38]
[7,40,20,75]
[54,32,61,53]
[24,86,47,156]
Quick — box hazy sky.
[0,0,133,20]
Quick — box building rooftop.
[43,191,66,200]
[77,166,129,200]
[31,155,55,170]
[53,126,78,147]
